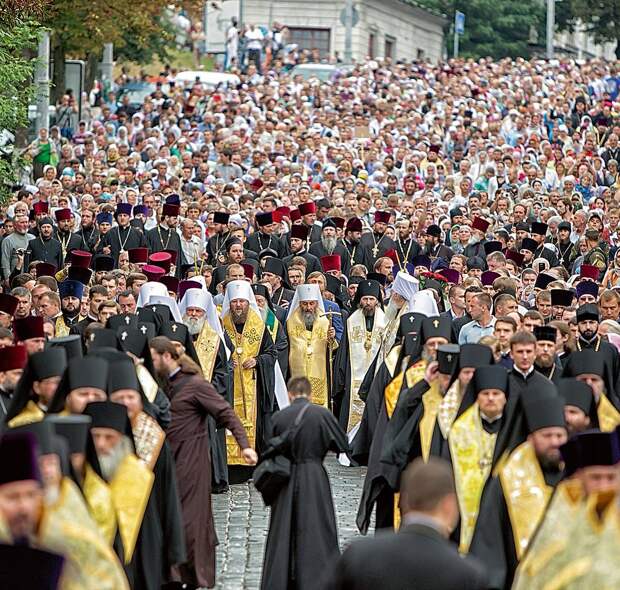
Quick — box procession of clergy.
[1,205,620,590]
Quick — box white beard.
[184,314,206,336]
[321,236,337,254]
[98,436,133,481]
[258,306,268,322]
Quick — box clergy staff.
[333,279,388,436]
[448,365,510,553]
[149,336,258,589]
[0,427,129,589]
[260,376,349,590]
[219,280,282,479]
[285,283,337,409]
[469,390,567,589]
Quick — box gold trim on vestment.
[136,363,158,403]
[499,441,552,559]
[223,308,264,463]
[419,382,442,463]
[195,321,220,382]
[287,308,330,408]
[132,411,165,471]
[597,393,620,432]
[7,399,45,428]
[449,404,497,553]
[83,464,116,546]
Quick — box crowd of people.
[2,53,620,589]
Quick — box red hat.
[142,265,166,281]
[33,202,49,215]
[471,217,490,233]
[272,210,283,224]
[162,203,180,218]
[298,202,316,216]
[290,209,302,222]
[163,249,178,265]
[290,225,309,240]
[70,250,92,269]
[54,208,72,222]
[505,249,525,267]
[0,345,27,372]
[580,264,599,280]
[159,275,179,295]
[128,248,149,264]
[321,255,341,273]
[0,294,18,317]
[374,211,391,224]
[13,316,44,341]
[178,280,202,301]
[276,206,291,218]
[250,178,264,191]
[384,249,399,267]
[346,217,363,232]
[35,262,57,278]
[439,268,461,284]
[332,216,345,230]
[241,263,255,280]
[149,252,172,273]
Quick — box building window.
[288,28,330,58]
[385,36,395,59]
[417,48,425,60]
[368,33,375,58]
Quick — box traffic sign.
[455,11,465,35]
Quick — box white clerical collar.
[513,365,534,379]
[480,411,502,423]
[169,367,181,379]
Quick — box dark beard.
[301,310,316,330]
[580,330,597,341]
[362,305,375,317]
[535,355,554,369]
[232,308,248,325]
[538,453,562,473]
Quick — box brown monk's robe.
[167,368,249,588]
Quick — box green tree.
[413,0,546,59]
[558,0,620,58]
[0,2,45,200]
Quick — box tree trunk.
[616,38,620,59]
[84,51,99,96]
[51,36,66,107]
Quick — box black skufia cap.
[473,365,509,394]
[521,237,538,253]
[533,325,557,343]
[84,401,131,436]
[93,255,114,272]
[263,257,287,281]
[397,312,425,341]
[87,328,120,350]
[550,289,574,308]
[47,414,92,454]
[48,335,83,360]
[523,393,565,433]
[568,430,620,469]
[146,304,174,325]
[159,321,189,345]
[356,279,383,301]
[10,420,56,455]
[535,273,555,290]
[0,544,65,590]
[437,344,460,375]
[575,303,600,322]
[458,343,494,369]
[564,350,606,378]
[30,348,67,381]
[68,357,109,392]
[117,327,148,357]
[557,378,594,415]
[106,313,139,330]
[107,359,139,396]
[421,316,452,343]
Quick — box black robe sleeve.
[275,320,289,378]
[255,328,279,454]
[332,327,349,421]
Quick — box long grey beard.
[321,236,337,254]
[259,306,268,322]
[98,436,133,481]
[184,315,206,336]
[301,310,316,331]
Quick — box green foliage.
[558,0,620,58]
[0,17,41,201]
[115,15,177,65]
[414,0,546,59]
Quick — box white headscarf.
[391,271,420,311]
[147,294,182,322]
[221,280,260,318]
[287,283,326,318]
[179,288,224,341]
[136,281,167,308]
[411,289,440,317]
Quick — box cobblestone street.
[212,456,368,589]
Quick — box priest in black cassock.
[282,224,322,275]
[309,218,350,269]
[27,217,63,270]
[100,203,146,264]
[469,391,567,590]
[260,376,349,590]
[262,257,294,308]
[359,211,396,267]
[145,201,182,277]
[53,208,82,263]
[206,211,231,265]
[341,217,373,274]
[245,212,287,258]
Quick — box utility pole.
[546,0,555,59]
[239,0,245,27]
[344,0,353,63]
[453,11,465,59]
[35,31,50,134]
[101,43,114,84]
[453,28,459,59]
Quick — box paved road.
[212,456,369,589]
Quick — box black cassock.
[260,398,349,590]
[245,232,288,257]
[469,468,562,590]
[128,440,186,590]
[27,236,63,270]
[75,226,100,253]
[100,225,146,263]
[146,225,182,277]
[308,241,350,272]
[359,232,396,266]
[340,239,373,275]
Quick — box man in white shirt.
[245,24,264,73]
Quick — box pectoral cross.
[372,246,378,257]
